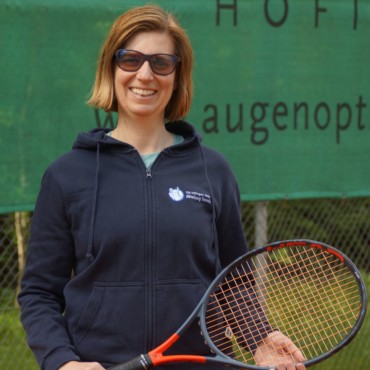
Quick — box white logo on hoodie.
[168,187,185,202]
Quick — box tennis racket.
[109,239,367,370]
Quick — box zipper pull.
[146,167,152,179]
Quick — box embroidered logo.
[168,187,185,202]
[185,191,211,204]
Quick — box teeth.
[131,88,156,96]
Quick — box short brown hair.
[87,5,193,121]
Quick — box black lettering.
[293,102,309,130]
[336,103,352,144]
[216,0,238,26]
[94,109,115,128]
[226,104,243,132]
[203,104,219,133]
[315,0,327,28]
[264,0,289,27]
[356,95,366,130]
[314,102,331,130]
[251,102,269,145]
[354,0,358,30]
[273,102,288,130]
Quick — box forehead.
[124,31,175,54]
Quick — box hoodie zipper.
[145,164,155,351]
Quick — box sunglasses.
[115,49,181,76]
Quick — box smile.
[130,87,157,97]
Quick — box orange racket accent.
[148,334,207,366]
[310,243,324,250]
[267,240,307,251]
[326,248,345,262]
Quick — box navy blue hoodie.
[18,121,249,370]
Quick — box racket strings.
[206,263,358,321]
[209,271,272,362]
[207,252,358,320]
[259,248,357,358]
[211,278,255,362]
[204,245,362,364]
[254,249,358,357]
[206,262,358,332]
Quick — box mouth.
[130,87,157,97]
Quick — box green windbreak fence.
[0,0,369,213]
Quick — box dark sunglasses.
[114,49,181,76]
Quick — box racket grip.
[108,354,152,370]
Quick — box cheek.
[165,77,177,95]
[114,69,130,91]
[114,77,130,103]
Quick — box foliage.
[0,308,38,369]
[0,214,17,285]
[242,198,370,271]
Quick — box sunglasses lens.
[118,51,143,71]
[150,55,176,75]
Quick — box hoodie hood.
[72,120,202,152]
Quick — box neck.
[112,114,173,154]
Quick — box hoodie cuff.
[43,347,80,370]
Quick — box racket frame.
[199,239,368,368]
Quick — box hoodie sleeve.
[18,167,80,370]
[215,169,248,268]
[209,152,274,352]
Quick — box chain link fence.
[0,198,369,369]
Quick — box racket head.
[200,239,367,368]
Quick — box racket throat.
[148,333,207,366]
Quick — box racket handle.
[108,354,152,370]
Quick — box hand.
[254,331,306,370]
[58,361,105,370]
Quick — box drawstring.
[199,144,222,274]
[85,135,217,265]
[86,142,101,262]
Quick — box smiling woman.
[18,5,305,370]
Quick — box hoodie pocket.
[73,282,146,363]
[155,280,211,355]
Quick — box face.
[114,31,177,122]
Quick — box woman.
[18,5,305,370]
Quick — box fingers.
[284,342,306,362]
[58,361,105,370]
[292,348,306,363]
[254,331,306,370]
[276,363,306,370]
[270,331,306,363]
[274,364,305,370]
[296,363,306,370]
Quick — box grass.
[310,271,370,370]
[0,309,38,369]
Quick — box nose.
[136,61,154,80]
